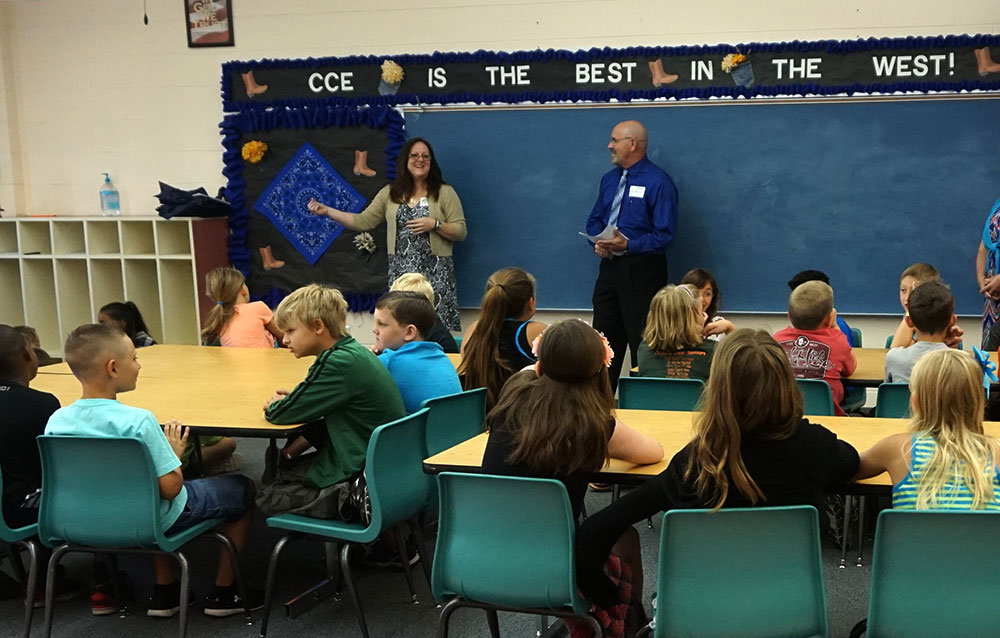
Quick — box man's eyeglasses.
[609,136,633,144]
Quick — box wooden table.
[423,408,1000,489]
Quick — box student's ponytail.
[201,267,246,343]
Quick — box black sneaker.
[147,582,186,618]
[203,584,264,617]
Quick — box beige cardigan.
[351,184,468,256]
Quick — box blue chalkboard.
[406,98,999,314]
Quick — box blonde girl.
[637,285,715,380]
[576,329,859,603]
[855,349,1000,509]
[201,267,283,347]
[458,267,546,408]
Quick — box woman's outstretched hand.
[307,198,330,217]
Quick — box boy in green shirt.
[259,284,405,519]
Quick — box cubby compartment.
[86,221,121,255]
[18,221,52,255]
[52,220,86,256]
[55,259,93,337]
[0,222,18,255]
[0,259,24,325]
[123,259,162,342]
[158,260,199,344]
[121,220,155,256]
[21,259,60,350]
[155,221,193,256]
[89,258,125,319]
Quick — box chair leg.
[340,543,370,638]
[437,597,463,638]
[176,552,191,638]
[22,540,39,638]
[393,525,418,604]
[839,495,853,568]
[409,517,434,595]
[208,530,251,623]
[42,544,69,638]
[856,496,867,567]
[260,533,293,638]
[486,608,501,638]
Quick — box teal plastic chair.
[874,383,911,418]
[618,377,705,411]
[260,408,432,638]
[37,435,250,638]
[453,335,462,350]
[0,469,41,638]
[796,379,835,416]
[433,473,601,638]
[842,328,866,413]
[863,510,1000,638]
[637,506,828,638]
[421,388,487,510]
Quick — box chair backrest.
[875,383,911,418]
[432,472,587,614]
[850,327,862,347]
[618,377,705,411]
[37,436,163,548]
[365,408,431,531]
[0,463,38,540]
[421,388,487,457]
[796,379,834,416]
[868,510,1000,638]
[653,506,828,638]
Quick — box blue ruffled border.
[219,104,404,312]
[221,34,1000,111]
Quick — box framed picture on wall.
[185,0,235,47]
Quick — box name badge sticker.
[628,185,646,198]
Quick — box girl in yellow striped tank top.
[855,348,1000,510]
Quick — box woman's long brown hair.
[487,319,614,475]
[685,328,803,510]
[458,267,536,407]
[388,137,445,204]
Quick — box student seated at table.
[890,262,963,348]
[857,348,1000,509]
[373,291,462,414]
[459,267,546,409]
[98,301,158,348]
[575,329,859,606]
[0,324,86,605]
[260,284,405,520]
[884,281,955,384]
[14,324,60,366]
[45,324,261,618]
[481,319,663,631]
[637,285,715,381]
[680,268,736,341]
[786,269,855,347]
[201,266,283,348]
[773,281,856,416]
[389,272,459,353]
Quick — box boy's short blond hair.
[64,323,128,379]
[901,262,940,284]
[788,281,834,330]
[390,272,435,304]
[274,284,348,338]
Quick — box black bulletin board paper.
[406,97,1000,315]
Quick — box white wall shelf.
[0,217,230,353]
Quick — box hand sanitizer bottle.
[100,173,121,216]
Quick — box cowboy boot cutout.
[259,245,285,270]
[353,150,377,177]
[242,71,269,98]
[976,47,1000,76]
[649,59,679,87]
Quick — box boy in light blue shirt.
[373,291,462,413]
[45,324,260,618]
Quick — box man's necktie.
[607,169,628,228]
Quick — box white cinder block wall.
[0,0,996,350]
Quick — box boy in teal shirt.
[261,284,405,519]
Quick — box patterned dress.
[387,199,461,331]
[981,198,1000,347]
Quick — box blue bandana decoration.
[973,347,998,398]
[253,142,365,265]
